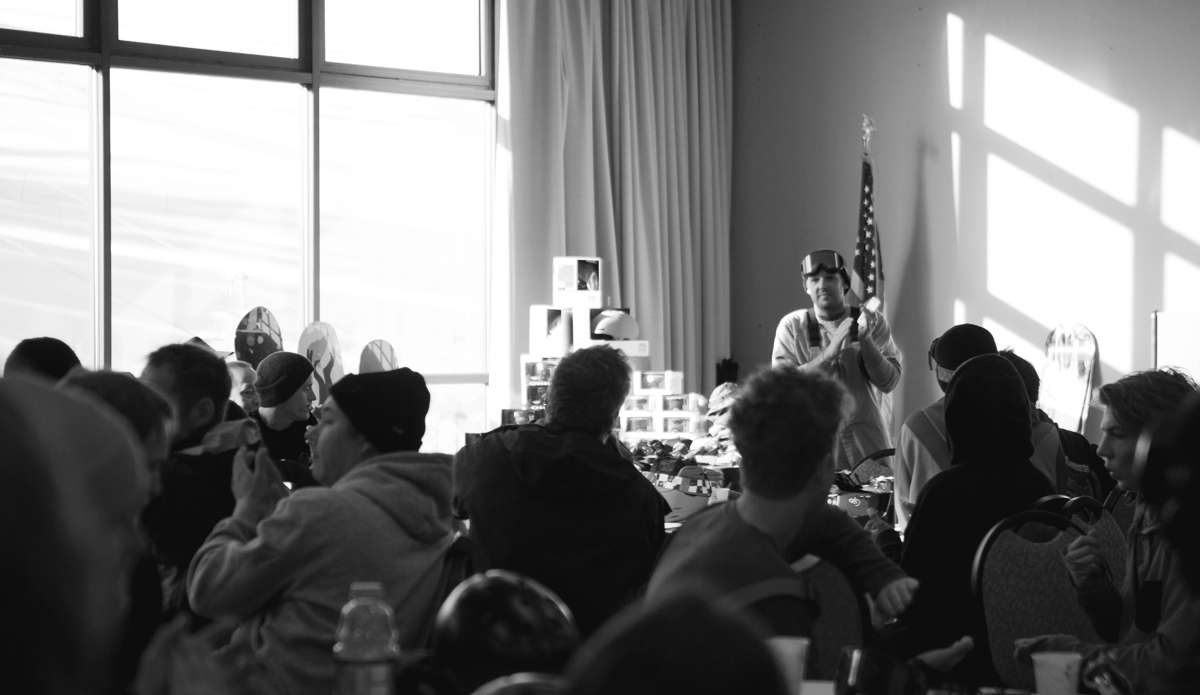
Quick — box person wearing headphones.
[772,249,902,471]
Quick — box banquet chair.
[1063,496,1128,587]
[723,557,868,680]
[796,559,871,680]
[972,511,1102,690]
[1033,494,1071,515]
[414,533,475,648]
[1104,488,1139,536]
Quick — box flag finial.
[861,115,876,155]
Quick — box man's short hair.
[730,367,847,499]
[1098,368,1197,434]
[60,370,173,444]
[545,346,632,436]
[998,349,1040,403]
[227,360,255,385]
[145,343,231,421]
[3,337,81,381]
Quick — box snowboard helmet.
[591,310,639,341]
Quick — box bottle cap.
[349,581,384,598]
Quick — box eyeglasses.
[801,249,845,277]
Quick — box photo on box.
[624,395,650,411]
[525,360,555,381]
[664,395,689,411]
[640,373,666,390]
[664,417,692,433]
[501,409,540,426]
[625,417,653,433]
[526,385,549,408]
[577,259,600,290]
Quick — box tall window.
[0,0,494,452]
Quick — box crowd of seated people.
[5,328,1200,695]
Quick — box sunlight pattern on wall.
[946,13,964,110]
[986,155,1133,372]
[1163,253,1200,315]
[984,34,1139,206]
[1162,127,1200,246]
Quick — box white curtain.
[504,0,732,398]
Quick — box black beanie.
[933,324,997,385]
[255,352,315,407]
[329,368,429,453]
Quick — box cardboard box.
[552,256,604,308]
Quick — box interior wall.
[730,0,1200,437]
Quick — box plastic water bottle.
[333,582,400,695]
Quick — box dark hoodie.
[880,355,1054,683]
[453,424,669,636]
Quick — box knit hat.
[932,324,997,386]
[329,368,429,453]
[254,352,315,407]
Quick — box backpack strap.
[806,309,821,348]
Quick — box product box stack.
[617,371,709,443]
[511,257,651,421]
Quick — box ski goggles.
[801,249,846,277]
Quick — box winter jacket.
[142,419,252,618]
[453,423,668,636]
[188,451,455,695]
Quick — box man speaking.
[772,249,902,470]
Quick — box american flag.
[852,157,884,306]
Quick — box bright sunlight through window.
[984,34,1139,206]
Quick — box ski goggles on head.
[801,250,846,277]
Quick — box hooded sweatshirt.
[187,451,454,695]
[453,423,669,636]
[879,355,1054,683]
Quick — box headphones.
[927,337,955,383]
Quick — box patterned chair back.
[972,511,1101,690]
[797,559,869,680]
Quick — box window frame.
[0,0,495,390]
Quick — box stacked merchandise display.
[516,257,650,420]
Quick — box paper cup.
[766,636,810,695]
[1032,651,1082,695]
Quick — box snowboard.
[297,321,345,406]
[234,307,283,369]
[359,339,398,374]
[1040,323,1098,433]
